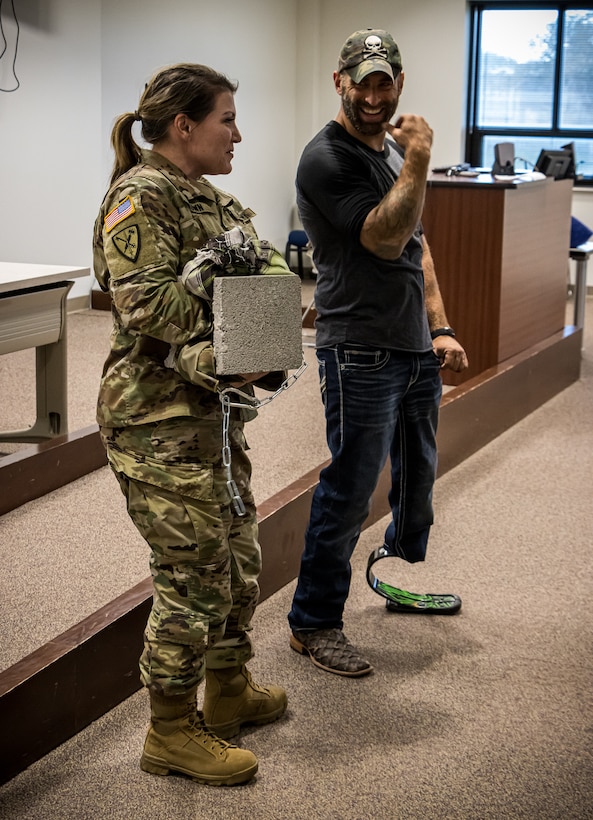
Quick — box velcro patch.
[105,196,135,232]
[112,225,140,262]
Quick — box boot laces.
[243,668,269,695]
[192,711,238,754]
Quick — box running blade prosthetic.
[366,546,462,615]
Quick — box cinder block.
[212,274,303,375]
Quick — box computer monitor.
[535,148,572,180]
[561,142,577,178]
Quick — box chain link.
[218,360,308,515]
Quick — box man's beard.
[341,90,397,136]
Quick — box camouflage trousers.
[100,415,261,696]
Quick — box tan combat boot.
[140,688,258,786]
[203,665,288,739]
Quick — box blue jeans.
[288,344,442,632]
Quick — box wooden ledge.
[0,425,106,516]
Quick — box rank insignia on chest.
[112,225,140,262]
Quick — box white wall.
[1,0,591,301]
[295,0,469,169]
[99,0,299,253]
[0,0,102,300]
[0,0,300,299]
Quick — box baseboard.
[90,288,111,311]
[0,325,582,784]
[67,294,91,313]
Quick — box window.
[466,3,593,184]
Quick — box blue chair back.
[288,229,308,248]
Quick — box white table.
[0,262,90,442]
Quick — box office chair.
[571,216,592,249]
[285,229,309,278]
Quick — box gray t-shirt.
[296,121,432,352]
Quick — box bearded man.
[287,29,469,677]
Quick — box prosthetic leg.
[366,546,462,614]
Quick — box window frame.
[465,1,593,187]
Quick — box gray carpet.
[0,289,592,819]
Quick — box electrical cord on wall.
[0,0,20,92]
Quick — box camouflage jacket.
[93,150,281,428]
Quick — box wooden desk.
[422,175,573,385]
[0,262,90,442]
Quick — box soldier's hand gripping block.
[212,274,303,374]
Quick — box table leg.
[0,283,71,442]
[573,258,587,329]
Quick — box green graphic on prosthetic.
[376,582,456,609]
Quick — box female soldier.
[93,63,287,787]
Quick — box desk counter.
[0,262,90,441]
[422,176,573,385]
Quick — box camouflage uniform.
[94,150,281,695]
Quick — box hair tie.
[133,110,141,122]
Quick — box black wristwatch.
[430,326,456,340]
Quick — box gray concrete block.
[212,274,303,375]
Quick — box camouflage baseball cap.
[338,29,402,83]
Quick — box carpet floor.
[0,285,591,819]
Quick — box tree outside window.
[466,4,593,183]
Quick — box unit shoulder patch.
[112,225,140,262]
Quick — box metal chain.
[218,359,308,515]
[221,392,246,516]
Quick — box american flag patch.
[104,196,135,232]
